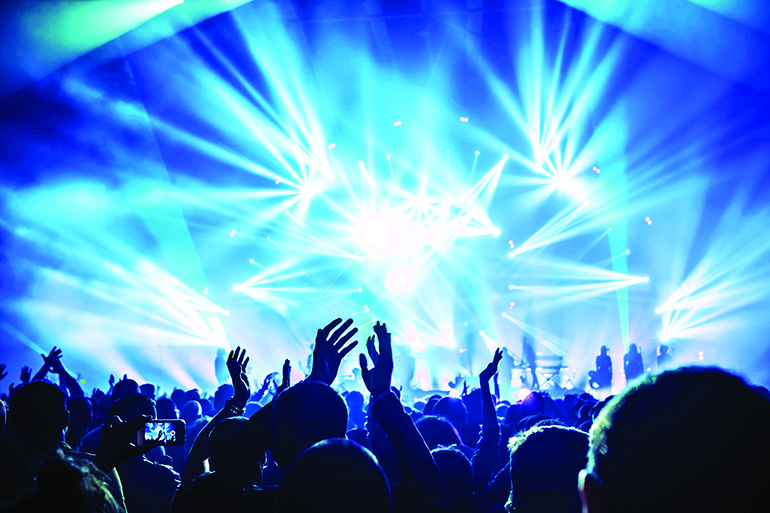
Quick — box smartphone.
[136,419,186,446]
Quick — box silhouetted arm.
[472,348,502,494]
[181,347,251,486]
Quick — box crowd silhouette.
[1,319,769,512]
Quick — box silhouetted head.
[180,400,202,426]
[505,403,524,427]
[600,346,609,356]
[415,415,463,449]
[424,395,442,415]
[110,393,156,421]
[432,446,473,495]
[270,381,348,468]
[216,348,227,358]
[344,390,365,413]
[276,438,391,513]
[67,397,92,432]
[170,389,186,409]
[582,367,770,513]
[434,396,468,432]
[520,391,545,417]
[139,384,155,399]
[11,381,68,445]
[657,343,669,356]
[507,425,588,513]
[208,416,248,470]
[156,397,179,419]
[214,384,235,411]
[627,343,638,355]
[112,379,139,404]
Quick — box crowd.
[0,318,769,512]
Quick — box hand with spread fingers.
[359,321,394,399]
[20,366,32,384]
[480,348,504,384]
[227,346,251,409]
[307,318,359,385]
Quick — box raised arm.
[472,347,503,494]
[48,349,85,398]
[362,322,443,508]
[181,346,251,486]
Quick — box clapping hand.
[480,348,504,383]
[227,347,250,408]
[359,321,394,399]
[41,347,63,373]
[307,318,359,385]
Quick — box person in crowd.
[580,367,770,512]
[656,342,674,370]
[623,343,644,384]
[507,425,588,513]
[588,346,612,390]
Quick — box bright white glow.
[361,219,388,248]
[502,154,509,160]
[643,277,649,283]
[384,265,415,294]
[517,388,531,401]
[492,228,500,236]
[233,285,240,292]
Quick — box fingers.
[243,356,250,370]
[320,318,343,339]
[334,326,358,349]
[329,318,354,345]
[366,336,379,363]
[338,340,358,359]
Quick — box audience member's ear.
[579,469,603,513]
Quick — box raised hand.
[41,347,63,373]
[480,348,504,383]
[359,321,393,399]
[227,346,250,408]
[0,363,7,381]
[109,374,116,387]
[308,318,359,385]
[20,366,32,384]
[276,359,291,394]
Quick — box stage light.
[625,249,630,254]
[517,389,531,401]
[655,307,661,314]
[230,229,236,237]
[358,287,363,292]
[223,310,230,316]
[384,265,415,294]
[502,155,509,160]
[492,228,500,236]
[203,287,208,295]
[475,151,480,155]
[358,161,364,167]
[393,121,401,127]
[285,210,290,215]
[448,389,461,397]
[386,155,391,159]
[508,251,514,258]
[698,351,704,361]
[249,259,254,263]
[609,227,613,232]
[233,285,240,292]
[327,143,336,150]
[643,277,649,283]
[266,236,270,240]
[509,302,515,309]
[361,219,388,249]
[509,284,514,289]
[645,216,652,225]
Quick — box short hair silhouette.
[10,381,68,444]
[275,438,391,513]
[415,415,463,449]
[507,425,588,512]
[584,366,770,512]
[433,396,468,431]
[270,380,348,468]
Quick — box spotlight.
[625,249,630,254]
[358,161,364,167]
[233,285,240,292]
[285,210,290,215]
[492,228,500,236]
[508,251,514,258]
[508,284,514,290]
[230,229,236,237]
[393,121,402,127]
[643,277,649,283]
[386,155,391,159]
[502,155,509,160]
[249,259,254,263]
[475,151,480,155]
[358,288,363,292]
[608,227,613,232]
[655,307,661,314]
